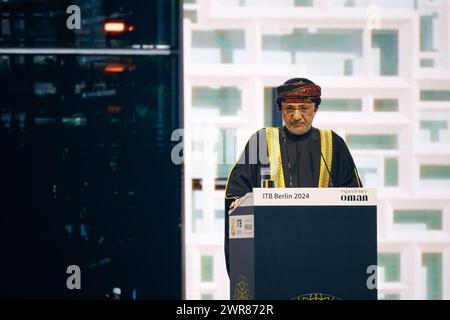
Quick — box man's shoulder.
[315,127,346,145]
[329,130,351,151]
[242,128,269,146]
[258,127,281,132]
[330,130,345,143]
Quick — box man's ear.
[314,105,319,113]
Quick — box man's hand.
[229,198,241,210]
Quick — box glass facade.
[0,0,182,299]
[0,0,178,49]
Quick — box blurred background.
[0,0,449,300]
[183,0,450,300]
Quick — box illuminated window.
[372,30,398,76]
[192,191,204,233]
[34,82,57,97]
[191,30,246,63]
[294,0,314,6]
[201,256,214,282]
[374,99,398,112]
[215,209,224,234]
[420,165,450,180]
[420,120,447,142]
[192,87,242,116]
[264,87,282,127]
[380,293,400,300]
[262,28,363,76]
[354,156,379,187]
[320,99,362,111]
[378,253,401,282]
[394,210,442,230]
[420,15,437,52]
[184,10,197,23]
[420,59,434,67]
[420,90,450,102]
[216,128,237,178]
[384,158,398,186]
[346,135,398,150]
[201,293,214,300]
[422,253,442,300]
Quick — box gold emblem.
[292,293,341,300]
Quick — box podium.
[229,188,377,300]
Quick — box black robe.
[224,126,362,275]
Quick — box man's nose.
[292,110,303,120]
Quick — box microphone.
[320,152,334,187]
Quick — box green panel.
[372,30,399,76]
[201,293,214,300]
[218,164,233,179]
[217,128,236,178]
[294,0,314,6]
[215,210,224,220]
[264,87,282,127]
[192,210,203,233]
[192,30,245,63]
[343,0,356,7]
[184,10,197,23]
[358,167,377,186]
[394,210,442,230]
[420,59,434,67]
[420,15,435,52]
[420,90,450,101]
[422,253,442,300]
[201,256,214,282]
[344,58,353,75]
[321,99,362,111]
[374,99,398,112]
[192,190,203,233]
[264,88,274,127]
[420,120,447,142]
[262,29,363,56]
[420,165,450,180]
[346,135,398,149]
[384,158,398,186]
[192,87,241,115]
[378,253,400,282]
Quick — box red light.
[105,64,126,73]
[107,106,123,114]
[128,25,135,32]
[104,22,126,33]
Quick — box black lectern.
[229,188,377,300]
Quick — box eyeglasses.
[282,105,314,116]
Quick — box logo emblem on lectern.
[292,293,341,300]
[230,218,237,236]
[233,275,251,300]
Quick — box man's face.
[281,101,317,135]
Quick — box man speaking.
[224,78,363,274]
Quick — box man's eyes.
[287,107,307,111]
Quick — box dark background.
[0,0,182,299]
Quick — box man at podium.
[224,78,363,274]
